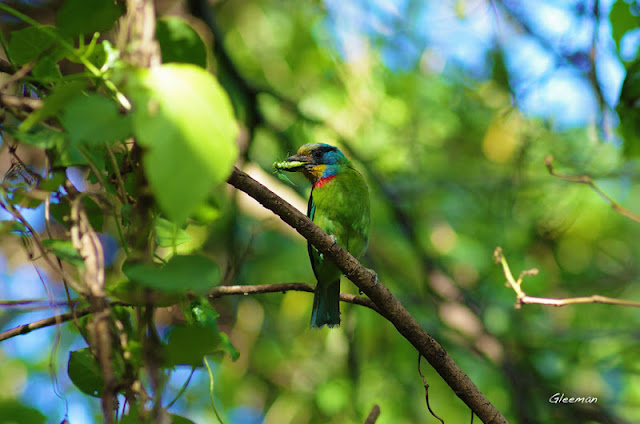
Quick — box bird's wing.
[307,189,321,279]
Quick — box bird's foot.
[367,268,378,286]
[320,235,338,260]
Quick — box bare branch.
[494,247,640,308]
[69,191,116,423]
[0,59,13,74]
[545,155,640,224]
[0,61,33,91]
[0,94,43,111]
[226,167,508,424]
[209,282,379,312]
[0,284,377,343]
[0,307,94,342]
[363,405,380,424]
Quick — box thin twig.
[106,144,128,204]
[0,284,376,342]
[418,354,445,424]
[0,61,33,91]
[494,247,640,308]
[0,307,94,342]
[0,189,82,292]
[209,282,380,312]
[545,155,640,224]
[0,93,43,111]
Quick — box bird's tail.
[310,279,341,329]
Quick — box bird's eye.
[313,150,323,159]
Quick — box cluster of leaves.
[0,0,240,422]
[613,0,640,156]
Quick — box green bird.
[275,143,370,328]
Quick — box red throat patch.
[313,174,336,189]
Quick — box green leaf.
[165,299,230,366]
[274,168,297,186]
[20,80,88,132]
[87,39,121,70]
[38,170,66,192]
[8,125,65,149]
[0,400,46,424]
[83,196,104,231]
[166,324,222,366]
[617,59,640,156]
[50,201,70,225]
[220,332,240,361]
[155,217,192,248]
[106,278,180,306]
[9,26,57,65]
[610,0,639,53]
[8,25,69,82]
[190,200,222,224]
[52,144,87,167]
[61,94,132,146]
[187,297,220,325]
[125,64,238,224]
[67,348,105,398]
[11,188,45,209]
[42,239,84,266]
[165,298,238,364]
[120,410,196,424]
[169,415,197,424]
[31,53,62,81]
[123,255,221,293]
[57,0,124,37]
[156,17,208,68]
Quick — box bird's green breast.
[309,166,370,259]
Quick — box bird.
[274,143,370,328]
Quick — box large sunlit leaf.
[125,64,238,223]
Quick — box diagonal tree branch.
[226,166,508,424]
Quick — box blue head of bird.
[276,143,351,183]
